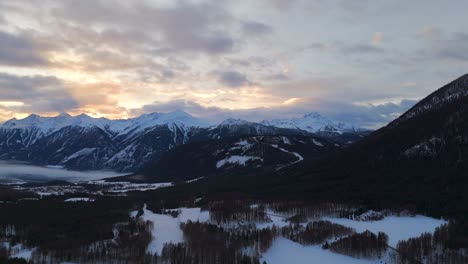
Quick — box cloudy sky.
[0,0,467,128]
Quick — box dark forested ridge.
[138,135,340,182]
[291,74,468,218]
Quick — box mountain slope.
[0,112,322,172]
[280,74,468,217]
[0,111,208,171]
[139,135,339,182]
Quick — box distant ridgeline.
[0,110,365,172]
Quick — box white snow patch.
[61,148,96,163]
[236,139,249,146]
[323,215,447,247]
[136,206,209,255]
[216,155,263,169]
[312,138,324,147]
[186,177,204,183]
[64,197,95,202]
[8,243,35,261]
[262,237,377,264]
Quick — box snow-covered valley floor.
[132,205,446,264]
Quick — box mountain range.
[0,110,362,172]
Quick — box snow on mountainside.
[109,110,209,136]
[2,110,208,136]
[140,135,339,182]
[2,113,111,134]
[261,112,358,135]
[0,110,364,172]
[0,111,316,172]
[0,111,210,172]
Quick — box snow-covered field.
[136,206,210,255]
[134,206,446,263]
[323,215,447,247]
[261,238,377,264]
[260,213,446,263]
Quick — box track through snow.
[270,144,304,170]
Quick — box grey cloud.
[268,0,298,11]
[341,44,384,54]
[304,41,384,55]
[0,73,79,113]
[227,56,274,68]
[328,99,417,128]
[0,31,47,66]
[242,21,273,36]
[433,32,468,62]
[216,71,250,87]
[52,0,236,55]
[268,73,290,81]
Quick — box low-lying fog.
[0,161,127,183]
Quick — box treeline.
[204,200,361,225]
[206,201,270,224]
[281,220,354,245]
[0,198,136,251]
[0,198,150,263]
[397,222,468,264]
[328,230,388,259]
[0,187,38,203]
[29,217,154,263]
[153,221,280,264]
[338,208,417,222]
[269,201,355,220]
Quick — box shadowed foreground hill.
[286,74,468,219]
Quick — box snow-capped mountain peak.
[261,112,357,135]
[110,110,209,136]
[2,112,113,136]
[218,118,251,126]
[1,110,209,136]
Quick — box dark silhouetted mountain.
[139,135,339,182]
[271,74,468,218]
